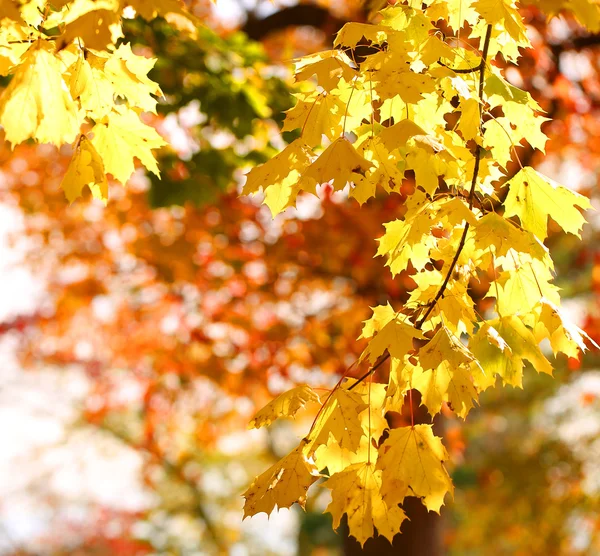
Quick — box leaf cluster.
[242,0,599,545]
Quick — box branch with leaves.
[242,0,599,546]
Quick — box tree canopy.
[1,0,600,554]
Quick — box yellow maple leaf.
[359,314,424,365]
[45,0,123,50]
[0,40,82,147]
[458,97,481,141]
[360,303,398,340]
[61,135,109,203]
[324,462,407,547]
[301,138,372,193]
[314,435,371,475]
[385,357,413,412]
[426,0,480,31]
[242,440,320,517]
[412,361,479,418]
[412,327,480,417]
[406,271,477,335]
[333,22,389,49]
[376,191,436,274]
[64,49,115,119]
[472,212,549,261]
[0,20,29,75]
[377,424,453,512]
[533,299,599,359]
[310,389,368,452]
[282,92,345,147]
[378,118,426,151]
[91,107,166,184]
[353,136,405,203]
[344,379,389,441]
[244,139,312,194]
[504,166,592,241]
[313,380,389,474]
[249,385,321,429]
[125,0,201,37]
[471,315,552,388]
[243,139,313,216]
[104,43,162,113]
[491,259,560,316]
[294,51,357,92]
[405,138,453,195]
[474,0,528,43]
[482,117,518,169]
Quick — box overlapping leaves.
[243,0,598,546]
[0,0,201,202]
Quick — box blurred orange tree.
[2,1,600,555]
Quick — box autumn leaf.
[61,135,109,203]
[324,462,407,546]
[0,40,81,147]
[504,166,592,240]
[377,425,454,512]
[242,440,320,517]
[249,385,321,429]
[91,108,166,184]
[310,389,368,452]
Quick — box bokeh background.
[1,0,600,554]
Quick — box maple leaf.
[474,0,528,43]
[294,51,357,92]
[242,440,320,517]
[377,425,453,512]
[426,0,480,31]
[492,258,560,316]
[412,327,480,417]
[315,434,372,475]
[472,212,549,261]
[126,0,201,36]
[471,316,553,388]
[61,135,109,203]
[333,22,389,49]
[91,108,166,184]
[324,462,407,547]
[504,166,592,240]
[360,303,398,340]
[376,190,436,274]
[44,0,123,50]
[64,49,116,120]
[0,40,81,147]
[310,389,368,452]
[301,138,372,193]
[534,299,599,359]
[244,139,312,192]
[104,43,162,113]
[377,119,426,151]
[282,92,346,147]
[458,97,481,141]
[249,385,321,429]
[359,314,424,365]
[353,136,405,203]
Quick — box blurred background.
[1,0,600,554]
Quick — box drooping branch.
[349,25,494,392]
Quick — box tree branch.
[242,5,347,41]
[348,25,494,391]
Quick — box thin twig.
[438,60,483,73]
